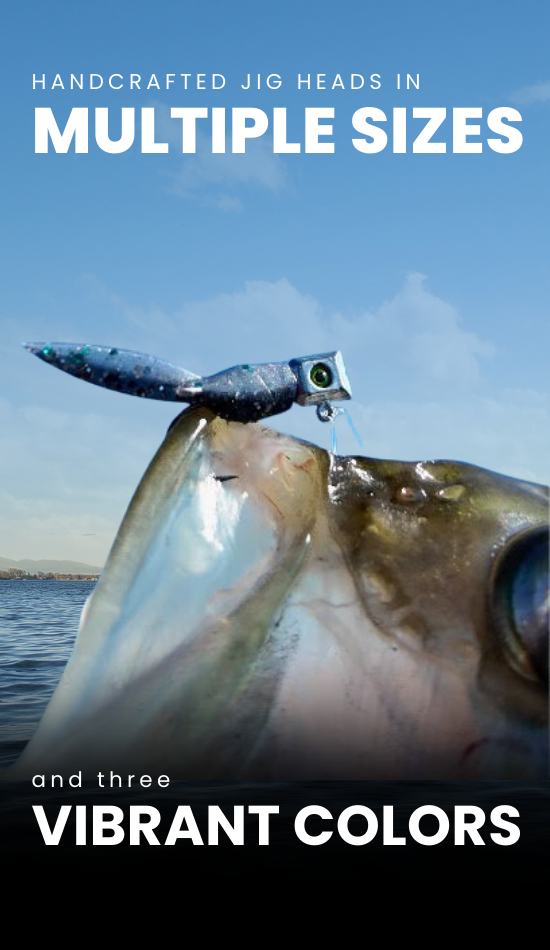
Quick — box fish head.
[10,408,548,780]
[328,454,548,768]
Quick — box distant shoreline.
[0,574,99,581]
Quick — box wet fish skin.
[7,408,548,780]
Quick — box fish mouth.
[7,408,548,781]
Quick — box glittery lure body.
[22,343,352,423]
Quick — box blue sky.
[1,0,549,565]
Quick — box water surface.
[0,580,93,768]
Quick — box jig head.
[22,343,352,423]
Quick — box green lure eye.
[309,363,333,389]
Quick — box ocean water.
[0,580,94,769]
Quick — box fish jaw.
[9,410,324,777]
[8,409,548,780]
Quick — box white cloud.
[170,271,494,391]
[206,193,244,213]
[511,80,550,104]
[0,395,173,565]
[337,271,494,389]
[80,274,180,341]
[167,132,288,209]
[151,101,288,209]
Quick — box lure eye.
[289,351,352,406]
[309,363,333,389]
[491,527,549,684]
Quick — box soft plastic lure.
[22,343,352,423]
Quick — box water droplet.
[109,348,118,356]
[41,345,54,358]
[437,484,466,502]
[393,486,425,504]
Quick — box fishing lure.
[22,342,352,423]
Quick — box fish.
[8,407,548,780]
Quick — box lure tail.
[22,343,200,403]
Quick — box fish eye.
[491,527,549,684]
[309,363,333,389]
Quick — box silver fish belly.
[8,408,548,780]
